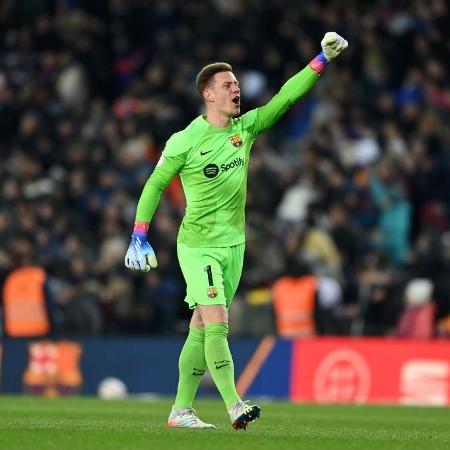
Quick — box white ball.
[97,377,128,399]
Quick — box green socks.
[174,323,241,410]
[174,326,207,409]
[204,323,241,409]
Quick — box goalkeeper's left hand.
[321,32,348,61]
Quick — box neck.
[204,109,231,128]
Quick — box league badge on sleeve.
[230,134,243,147]
[156,155,165,167]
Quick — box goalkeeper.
[125,32,348,430]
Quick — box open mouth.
[232,95,240,106]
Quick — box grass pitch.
[0,396,449,450]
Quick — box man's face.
[204,71,241,116]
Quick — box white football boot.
[167,406,216,429]
[228,400,261,430]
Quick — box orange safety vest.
[3,267,50,337]
[272,275,316,338]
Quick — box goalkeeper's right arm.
[125,152,185,272]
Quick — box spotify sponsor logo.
[203,157,244,178]
[221,157,244,172]
[203,164,219,178]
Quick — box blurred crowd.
[1,0,450,338]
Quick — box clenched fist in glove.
[321,32,348,61]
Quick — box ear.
[203,88,214,103]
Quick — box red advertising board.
[290,338,450,405]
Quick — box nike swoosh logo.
[215,363,230,369]
[200,149,213,156]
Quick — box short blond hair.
[195,62,233,98]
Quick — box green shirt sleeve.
[243,65,320,136]
[135,133,188,223]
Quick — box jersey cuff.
[309,52,328,74]
[133,221,150,234]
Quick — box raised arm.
[248,32,348,135]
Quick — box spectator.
[369,160,412,263]
[396,279,436,339]
[1,1,449,336]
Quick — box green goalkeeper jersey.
[135,65,320,247]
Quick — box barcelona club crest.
[207,287,218,298]
[23,340,83,397]
[230,134,243,147]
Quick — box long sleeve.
[248,65,320,136]
[135,153,186,222]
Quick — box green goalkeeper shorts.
[177,242,245,309]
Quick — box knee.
[198,304,228,327]
[190,308,204,329]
